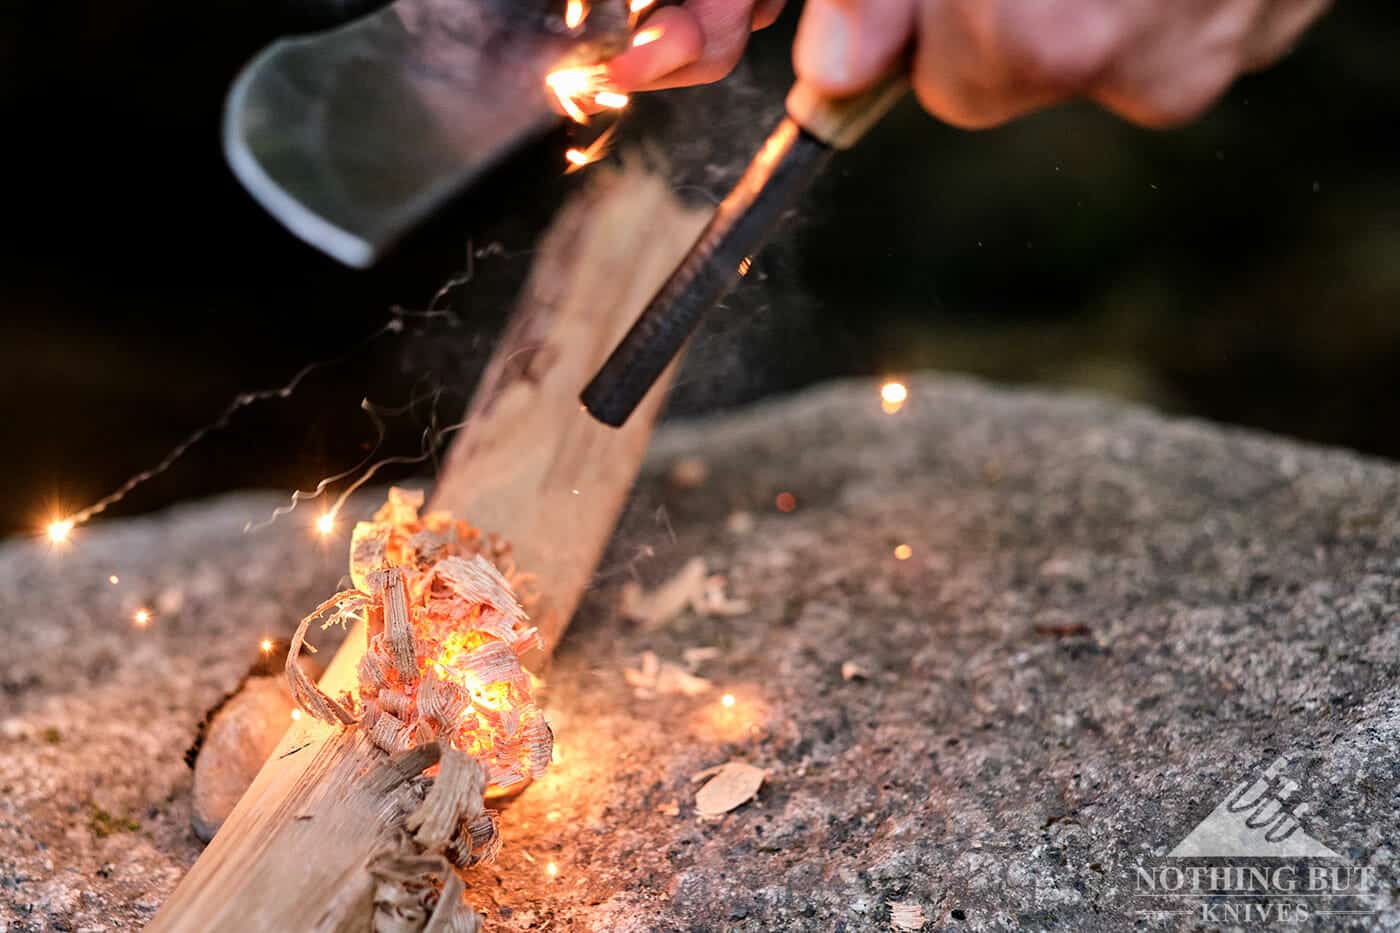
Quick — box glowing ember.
[565,148,591,167]
[46,519,74,544]
[721,693,736,708]
[894,544,912,561]
[290,489,551,796]
[316,513,336,537]
[632,27,661,47]
[564,0,587,29]
[775,491,797,513]
[880,380,908,414]
[108,575,119,585]
[133,608,151,627]
[260,638,274,653]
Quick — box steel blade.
[225,0,626,267]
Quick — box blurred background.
[1,1,1396,537]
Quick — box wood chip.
[889,901,926,931]
[619,558,750,628]
[841,661,869,682]
[619,558,707,628]
[694,761,766,818]
[624,650,712,698]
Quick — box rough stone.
[1,376,1397,930]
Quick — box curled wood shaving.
[406,748,486,853]
[368,848,481,933]
[285,590,363,726]
[624,650,712,699]
[694,761,766,818]
[619,557,751,629]
[889,901,926,931]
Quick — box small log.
[149,164,709,931]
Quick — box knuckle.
[1000,5,1120,92]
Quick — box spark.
[629,0,653,12]
[316,512,336,537]
[260,638,274,653]
[880,380,908,414]
[46,519,74,544]
[894,544,912,561]
[546,862,559,878]
[52,307,454,538]
[108,575,119,584]
[594,90,629,109]
[562,123,619,174]
[133,608,151,627]
[775,492,796,513]
[738,256,752,276]
[721,693,736,708]
[291,709,302,721]
[632,27,661,46]
[564,0,587,29]
[546,66,609,124]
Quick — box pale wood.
[149,164,710,932]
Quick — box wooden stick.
[149,163,709,931]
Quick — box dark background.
[1,2,1396,537]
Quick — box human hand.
[605,0,1331,128]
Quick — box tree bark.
[148,163,709,931]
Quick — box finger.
[647,0,764,87]
[604,6,705,91]
[793,0,917,96]
[752,0,786,30]
[911,0,1063,128]
[1242,0,1330,70]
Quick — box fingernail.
[796,2,854,87]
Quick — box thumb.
[793,0,915,96]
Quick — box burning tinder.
[287,487,552,806]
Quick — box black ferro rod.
[580,118,835,427]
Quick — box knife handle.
[785,72,909,150]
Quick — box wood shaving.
[841,661,870,681]
[889,901,926,931]
[287,488,552,793]
[693,761,766,818]
[624,650,712,699]
[619,557,750,629]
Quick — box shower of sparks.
[260,638,274,653]
[563,124,619,173]
[894,544,912,561]
[133,608,151,627]
[44,307,456,541]
[315,513,336,537]
[632,26,661,46]
[880,380,908,414]
[564,0,587,29]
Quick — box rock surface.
[2,376,1397,931]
